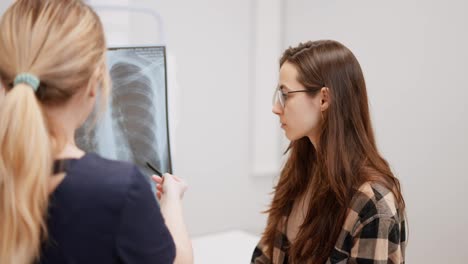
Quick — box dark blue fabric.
[38,153,175,264]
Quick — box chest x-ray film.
[76,46,172,179]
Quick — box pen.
[146,161,163,176]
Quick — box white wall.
[284,0,468,263]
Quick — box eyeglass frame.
[273,85,323,108]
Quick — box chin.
[284,131,302,141]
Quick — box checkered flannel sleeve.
[345,216,405,264]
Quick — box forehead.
[279,61,302,90]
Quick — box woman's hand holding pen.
[152,173,188,201]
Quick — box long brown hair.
[261,40,405,263]
[0,1,109,263]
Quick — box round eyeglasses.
[273,86,319,108]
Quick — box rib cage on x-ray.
[76,47,171,181]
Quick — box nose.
[272,100,283,116]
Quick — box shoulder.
[343,182,403,235]
[355,182,400,219]
[58,153,151,208]
[331,182,407,263]
[69,153,146,188]
[73,153,139,178]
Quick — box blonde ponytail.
[0,83,52,264]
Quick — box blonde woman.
[0,1,192,263]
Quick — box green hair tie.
[14,73,40,92]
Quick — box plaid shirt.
[251,182,407,264]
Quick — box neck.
[45,106,85,160]
[308,134,318,149]
[56,143,85,160]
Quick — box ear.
[320,87,330,111]
[88,83,97,98]
[87,64,103,98]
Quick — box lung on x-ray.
[76,46,172,180]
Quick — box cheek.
[286,104,321,138]
[79,97,97,123]
[299,111,321,132]
[87,97,97,115]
